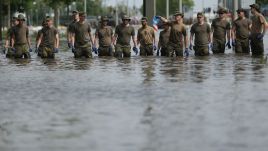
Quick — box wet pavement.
[1,36,268,151]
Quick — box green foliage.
[156,0,194,17]
[256,0,268,5]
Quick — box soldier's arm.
[93,30,98,47]
[183,27,188,49]
[55,33,59,48]
[4,30,10,48]
[36,33,43,48]
[232,26,236,41]
[131,28,137,47]
[152,28,156,46]
[26,28,31,48]
[137,30,140,46]
[260,15,266,35]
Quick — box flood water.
[1,40,268,151]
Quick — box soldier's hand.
[156,48,160,56]
[67,42,72,48]
[71,46,76,53]
[35,47,39,53]
[232,40,236,47]
[184,48,189,57]
[92,47,98,54]
[257,33,264,40]
[132,47,138,55]
[226,41,232,49]
[153,45,157,51]
[53,48,59,53]
[189,43,193,50]
[2,48,6,54]
[11,47,16,52]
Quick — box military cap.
[101,16,109,21]
[173,11,184,17]
[236,8,246,13]
[141,17,148,21]
[17,14,25,21]
[122,15,131,20]
[250,4,261,12]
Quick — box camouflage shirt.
[137,25,155,45]
[169,22,187,45]
[251,14,266,34]
[159,28,170,48]
[40,26,58,47]
[95,25,113,47]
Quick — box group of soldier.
[2,3,267,59]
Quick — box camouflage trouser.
[115,44,131,58]
[250,33,264,56]
[167,42,183,57]
[212,39,226,53]
[6,48,15,58]
[140,44,153,56]
[98,46,114,56]
[74,44,92,58]
[14,44,30,58]
[160,47,168,57]
[194,45,209,56]
[39,47,55,58]
[234,38,250,54]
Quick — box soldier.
[10,14,32,59]
[211,8,232,54]
[113,15,137,58]
[158,22,170,56]
[158,11,188,57]
[94,16,114,56]
[67,10,79,48]
[70,12,94,58]
[190,12,212,56]
[35,19,47,56]
[36,17,59,58]
[232,8,252,54]
[249,4,267,56]
[3,16,19,58]
[137,17,156,56]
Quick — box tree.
[156,0,194,17]
[256,0,268,5]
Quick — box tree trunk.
[54,7,60,28]
[0,1,3,42]
[7,1,10,28]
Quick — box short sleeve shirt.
[251,14,266,34]
[137,25,155,45]
[72,22,91,46]
[11,24,29,45]
[190,23,211,46]
[159,28,170,47]
[211,18,231,41]
[95,26,113,47]
[40,26,58,47]
[169,22,187,44]
[115,24,135,46]
[233,18,251,39]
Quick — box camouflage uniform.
[114,24,135,58]
[38,26,58,58]
[95,25,114,56]
[72,22,92,58]
[137,25,155,56]
[250,14,266,55]
[190,23,211,56]
[11,24,30,58]
[167,22,187,57]
[233,18,251,53]
[158,28,170,56]
[211,18,231,53]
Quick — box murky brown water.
[1,37,268,151]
